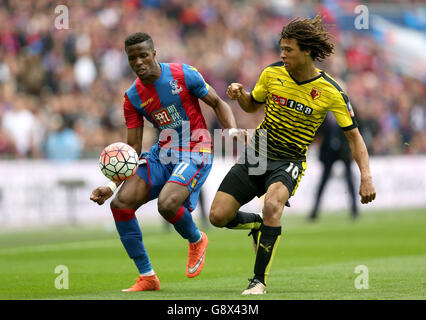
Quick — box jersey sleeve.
[329,91,358,131]
[251,68,269,103]
[182,64,209,98]
[123,93,144,129]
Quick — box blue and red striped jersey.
[123,63,212,152]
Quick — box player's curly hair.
[124,32,154,50]
[280,15,334,62]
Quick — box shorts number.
[285,162,299,180]
[174,162,189,175]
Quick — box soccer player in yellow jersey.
[209,16,376,295]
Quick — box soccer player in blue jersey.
[90,32,244,291]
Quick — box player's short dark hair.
[124,32,154,50]
[280,15,334,62]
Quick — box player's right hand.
[90,186,113,205]
[359,178,376,204]
[226,83,244,100]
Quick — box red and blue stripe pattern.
[125,63,212,152]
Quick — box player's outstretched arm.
[226,83,263,113]
[201,86,247,142]
[202,86,237,129]
[344,128,376,204]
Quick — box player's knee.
[110,196,126,210]
[209,203,227,228]
[263,199,283,221]
[157,195,180,219]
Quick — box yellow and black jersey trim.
[248,61,358,161]
[320,72,358,131]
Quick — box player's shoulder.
[319,71,349,101]
[124,78,143,106]
[255,61,287,85]
[181,63,202,75]
[260,61,289,79]
[164,63,203,79]
[320,71,345,93]
[267,61,285,68]
[163,62,197,71]
[262,61,285,73]
[181,63,207,87]
[125,78,138,96]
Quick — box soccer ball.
[99,142,139,182]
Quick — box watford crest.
[310,87,322,100]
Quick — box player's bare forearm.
[202,87,237,129]
[213,100,237,129]
[238,91,258,113]
[345,129,372,179]
[344,128,376,203]
[127,126,143,155]
[226,83,262,113]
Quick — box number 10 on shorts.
[285,162,299,180]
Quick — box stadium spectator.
[0,0,424,160]
[1,96,40,158]
[44,114,83,161]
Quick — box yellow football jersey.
[249,61,357,161]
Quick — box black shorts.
[218,154,306,207]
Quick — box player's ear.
[152,49,156,58]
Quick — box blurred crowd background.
[0,0,425,161]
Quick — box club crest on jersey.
[170,79,182,95]
[310,87,322,100]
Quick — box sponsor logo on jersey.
[140,97,154,108]
[271,94,313,115]
[152,104,183,129]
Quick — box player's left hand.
[229,128,248,144]
[90,186,113,205]
[359,178,376,204]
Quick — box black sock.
[225,211,262,230]
[253,224,282,285]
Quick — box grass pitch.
[0,208,425,300]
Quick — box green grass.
[0,209,425,300]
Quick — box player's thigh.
[158,151,211,216]
[111,173,150,210]
[209,191,242,227]
[210,164,258,226]
[157,181,190,218]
